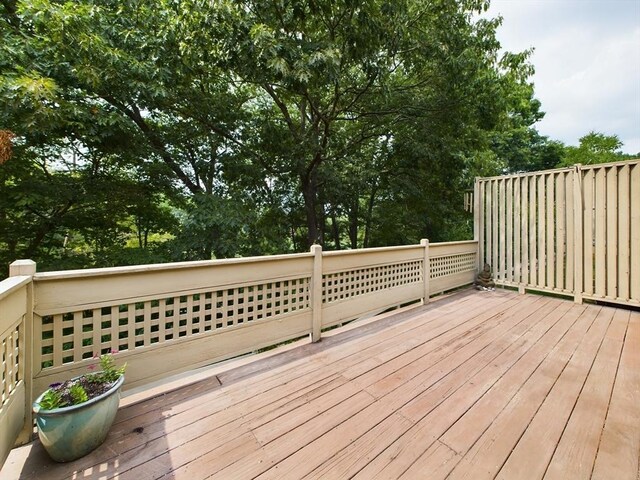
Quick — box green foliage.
[69,383,88,404]
[38,388,66,410]
[4,0,625,275]
[92,352,127,383]
[558,131,626,167]
[36,352,126,410]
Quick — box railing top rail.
[322,240,477,259]
[322,244,422,258]
[429,240,477,248]
[0,276,31,302]
[33,252,313,281]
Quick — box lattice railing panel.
[430,253,476,279]
[39,278,310,370]
[322,260,422,304]
[1,323,21,407]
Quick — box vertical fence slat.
[222,289,231,327]
[546,173,555,289]
[566,171,575,292]
[606,167,618,299]
[492,180,498,274]
[486,182,492,269]
[92,308,101,356]
[33,314,43,377]
[529,176,537,286]
[199,291,208,332]
[311,244,322,342]
[186,295,194,336]
[595,167,607,296]
[521,177,529,285]
[556,172,566,290]
[143,301,152,346]
[583,169,594,295]
[565,170,582,291]
[506,178,513,283]
[499,179,506,281]
[630,163,640,302]
[127,303,136,352]
[513,179,521,283]
[617,164,630,300]
[537,174,546,288]
[158,299,166,343]
[478,180,484,268]
[53,314,63,367]
[2,337,9,401]
[73,311,83,364]
[573,167,583,302]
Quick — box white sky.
[486,0,640,154]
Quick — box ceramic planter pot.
[33,375,124,462]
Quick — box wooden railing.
[0,261,34,467]
[0,240,477,462]
[475,159,640,306]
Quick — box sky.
[486,0,640,154]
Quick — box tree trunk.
[348,199,359,249]
[363,184,377,248]
[301,174,319,247]
[331,211,341,249]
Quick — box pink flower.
[87,364,97,371]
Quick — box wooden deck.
[3,289,639,480]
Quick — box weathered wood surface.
[28,241,477,399]
[3,289,638,480]
[477,159,640,307]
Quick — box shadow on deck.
[3,288,639,480]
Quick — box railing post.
[573,165,584,304]
[421,239,430,304]
[473,177,484,272]
[9,260,36,445]
[310,245,323,342]
[9,260,36,277]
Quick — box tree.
[558,131,625,167]
[1,0,545,275]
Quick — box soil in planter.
[49,377,116,407]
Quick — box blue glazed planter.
[33,375,124,462]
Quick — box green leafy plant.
[39,388,64,410]
[69,384,89,404]
[37,352,127,410]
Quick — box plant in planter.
[33,352,126,462]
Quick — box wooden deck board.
[3,289,638,480]
[430,304,594,479]
[591,311,640,480]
